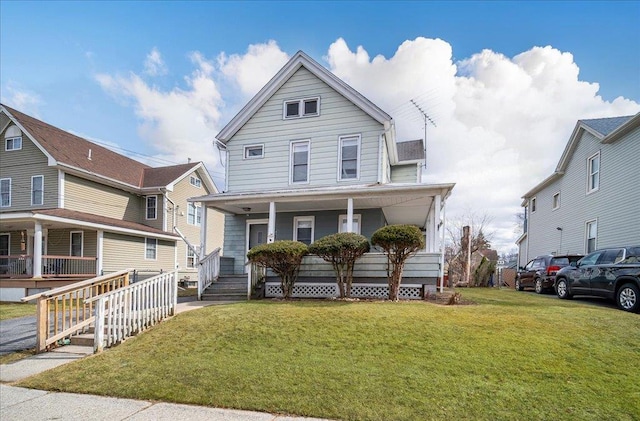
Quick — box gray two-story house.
[193,51,455,299]
[0,104,224,300]
[517,113,640,267]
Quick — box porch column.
[267,201,276,243]
[33,221,42,278]
[96,230,104,276]
[433,194,441,252]
[200,204,208,258]
[346,198,354,233]
[439,198,446,293]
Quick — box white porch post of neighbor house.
[96,230,104,276]
[425,204,433,252]
[200,204,208,258]
[433,194,441,253]
[33,221,43,278]
[268,201,276,243]
[346,198,354,233]
[439,197,446,293]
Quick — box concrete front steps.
[201,276,248,302]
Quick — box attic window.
[4,125,22,151]
[284,97,320,119]
[190,176,202,188]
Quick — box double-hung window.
[586,220,597,253]
[339,135,360,180]
[187,245,201,268]
[587,152,600,193]
[146,195,157,220]
[190,176,202,188]
[70,231,83,257]
[284,97,320,119]
[290,140,310,184]
[31,175,44,206]
[552,192,560,210]
[530,197,537,213]
[187,203,201,226]
[293,216,314,245]
[145,238,157,260]
[0,178,10,207]
[4,125,22,151]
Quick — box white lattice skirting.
[265,282,428,300]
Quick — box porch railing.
[42,255,97,277]
[198,247,220,300]
[247,261,266,300]
[22,269,132,353]
[89,270,178,353]
[0,255,32,277]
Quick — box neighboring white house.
[516,113,640,267]
[192,51,455,299]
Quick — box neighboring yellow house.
[0,104,223,301]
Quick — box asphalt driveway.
[0,315,36,355]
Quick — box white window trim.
[552,192,560,210]
[186,245,201,269]
[289,140,310,185]
[243,144,265,160]
[31,175,44,206]
[187,203,202,226]
[293,216,315,244]
[585,219,598,254]
[283,96,320,120]
[0,178,11,208]
[587,151,600,194]
[189,176,202,188]
[145,238,158,260]
[338,214,362,234]
[530,197,537,213]
[337,134,361,181]
[70,231,84,257]
[146,195,158,220]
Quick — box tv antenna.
[410,99,436,170]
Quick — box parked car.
[555,246,640,313]
[515,254,582,294]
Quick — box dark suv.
[515,254,583,294]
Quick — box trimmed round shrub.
[247,240,308,299]
[371,225,425,301]
[309,233,370,298]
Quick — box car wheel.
[535,278,544,294]
[515,279,523,291]
[617,283,639,313]
[556,279,572,299]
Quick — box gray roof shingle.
[581,115,634,137]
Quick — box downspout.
[163,191,180,270]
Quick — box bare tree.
[445,212,496,286]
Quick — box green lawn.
[0,302,36,321]
[17,289,640,421]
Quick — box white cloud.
[325,38,640,253]
[218,40,289,98]
[1,84,43,117]
[144,47,168,76]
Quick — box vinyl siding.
[390,164,418,183]
[168,168,224,275]
[524,126,640,260]
[46,229,97,257]
[223,208,386,274]
[226,67,384,192]
[64,174,145,222]
[102,232,175,273]
[0,124,58,211]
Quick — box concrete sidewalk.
[1,300,333,420]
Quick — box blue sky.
[1,1,639,252]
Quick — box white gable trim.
[216,51,392,142]
[1,106,57,166]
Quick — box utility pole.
[410,99,436,171]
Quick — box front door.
[247,223,268,273]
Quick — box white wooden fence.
[89,271,178,352]
[198,247,220,300]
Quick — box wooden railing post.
[36,296,48,353]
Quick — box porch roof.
[0,209,179,240]
[191,182,455,228]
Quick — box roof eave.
[522,172,563,199]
